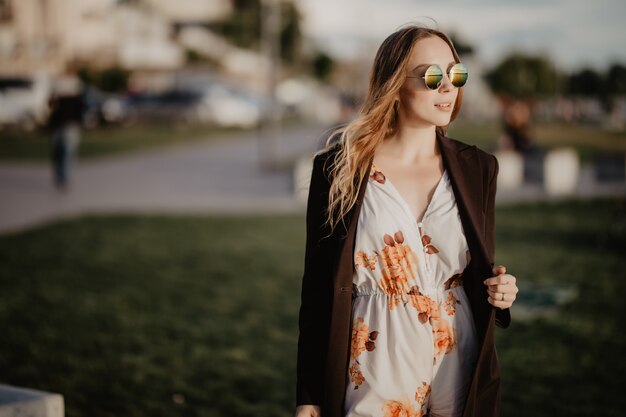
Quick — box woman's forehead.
[407,36,455,69]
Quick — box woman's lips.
[434,102,452,112]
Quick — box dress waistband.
[352,275,464,298]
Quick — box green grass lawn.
[448,121,626,164]
[0,198,625,417]
[0,123,247,161]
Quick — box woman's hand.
[484,265,518,309]
[295,405,321,417]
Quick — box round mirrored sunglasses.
[407,63,468,90]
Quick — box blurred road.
[0,124,329,235]
[1,124,624,235]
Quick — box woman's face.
[397,36,459,129]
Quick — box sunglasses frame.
[407,63,468,90]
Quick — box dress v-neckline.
[371,162,447,225]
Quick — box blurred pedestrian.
[295,25,518,417]
[499,100,544,183]
[47,75,85,190]
[498,100,533,153]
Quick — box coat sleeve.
[485,154,511,329]
[295,152,335,406]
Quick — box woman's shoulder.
[441,133,498,174]
[310,129,344,180]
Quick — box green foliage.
[485,53,560,98]
[77,67,130,93]
[606,63,626,94]
[448,33,474,56]
[487,53,626,99]
[279,2,302,65]
[209,0,262,50]
[566,68,605,96]
[312,51,334,81]
[565,63,626,97]
[208,0,302,65]
[0,198,624,416]
[185,48,205,64]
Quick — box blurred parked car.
[201,84,264,128]
[82,87,130,128]
[127,89,207,125]
[127,81,267,128]
[0,74,51,131]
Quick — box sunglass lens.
[449,63,468,87]
[424,65,443,90]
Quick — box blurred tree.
[566,68,604,96]
[606,63,626,95]
[209,0,262,49]
[279,1,302,65]
[77,67,130,93]
[312,51,334,81]
[448,33,474,56]
[485,53,560,98]
[209,0,302,65]
[0,0,12,22]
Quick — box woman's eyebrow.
[410,61,456,72]
[410,64,429,72]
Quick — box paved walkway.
[0,124,328,235]
[1,124,624,235]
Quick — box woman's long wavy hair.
[317,25,464,237]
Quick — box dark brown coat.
[296,131,511,417]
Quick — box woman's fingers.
[488,283,518,294]
[487,295,513,309]
[492,264,506,276]
[484,273,516,287]
[487,289,517,302]
[484,270,518,309]
[295,405,321,417]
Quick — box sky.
[296,0,626,73]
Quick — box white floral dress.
[344,163,479,417]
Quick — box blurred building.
[0,0,232,76]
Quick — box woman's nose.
[439,73,454,92]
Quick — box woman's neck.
[381,125,439,165]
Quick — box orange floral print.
[381,394,423,417]
[443,273,463,290]
[418,223,439,254]
[415,381,431,406]
[432,316,456,359]
[351,317,370,359]
[407,285,437,324]
[377,230,420,309]
[355,250,377,270]
[349,362,365,388]
[444,291,459,316]
[370,163,386,184]
[349,317,378,389]
[421,234,439,254]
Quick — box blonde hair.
[315,25,464,237]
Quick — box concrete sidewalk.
[0,124,328,235]
[1,124,624,235]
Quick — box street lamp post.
[258,0,282,171]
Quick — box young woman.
[295,25,519,417]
